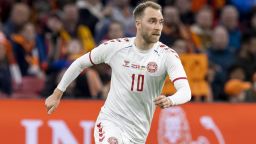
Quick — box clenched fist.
[154,95,173,109]
[45,88,63,114]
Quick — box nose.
[154,21,163,31]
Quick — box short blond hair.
[133,1,162,19]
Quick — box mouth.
[152,34,160,36]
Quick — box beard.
[141,28,160,44]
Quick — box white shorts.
[94,118,132,144]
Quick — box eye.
[148,19,154,23]
[159,19,164,24]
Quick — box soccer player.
[45,1,191,144]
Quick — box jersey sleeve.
[57,40,117,91]
[165,51,187,83]
[165,50,191,105]
[89,41,116,65]
[57,53,92,91]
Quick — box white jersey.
[89,37,188,143]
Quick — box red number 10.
[131,74,144,91]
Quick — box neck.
[134,35,155,50]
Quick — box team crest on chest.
[147,62,158,73]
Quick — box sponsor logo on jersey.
[122,60,130,67]
[147,62,158,73]
[140,66,146,71]
[122,60,147,71]
[108,137,118,144]
[131,64,140,69]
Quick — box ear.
[135,19,141,29]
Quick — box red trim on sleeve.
[89,52,95,65]
[172,77,187,83]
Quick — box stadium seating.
[11,76,44,99]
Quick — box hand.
[154,95,173,109]
[45,88,63,114]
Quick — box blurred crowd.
[0,0,256,102]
